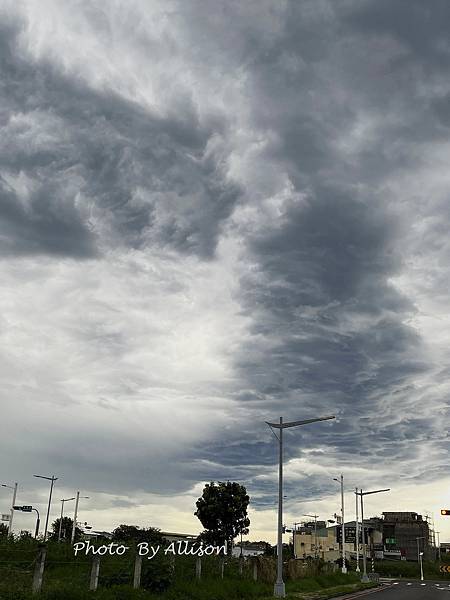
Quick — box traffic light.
[441,509,450,516]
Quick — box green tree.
[194,481,250,552]
[49,516,82,542]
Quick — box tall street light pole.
[333,475,347,573]
[293,522,302,559]
[1,483,18,535]
[58,497,76,542]
[357,488,390,583]
[355,487,360,572]
[34,475,58,542]
[416,536,424,572]
[71,491,89,545]
[266,414,335,598]
[436,531,441,563]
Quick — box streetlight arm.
[266,415,335,429]
[356,488,390,496]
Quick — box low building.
[440,543,450,554]
[160,531,197,543]
[231,543,266,558]
[293,520,382,563]
[382,512,431,561]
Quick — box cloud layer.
[1,0,450,540]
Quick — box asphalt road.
[339,580,450,599]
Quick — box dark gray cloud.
[0,20,240,259]
[1,0,450,534]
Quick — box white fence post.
[89,556,100,591]
[32,546,47,594]
[133,554,142,589]
[196,556,202,580]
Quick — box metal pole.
[33,508,40,539]
[416,537,420,564]
[314,515,318,559]
[437,532,441,563]
[8,483,18,535]
[360,491,368,582]
[419,553,424,581]
[341,474,347,573]
[355,488,360,572]
[71,492,80,545]
[58,500,64,542]
[274,416,285,597]
[43,477,56,541]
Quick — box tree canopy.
[194,481,250,552]
[50,516,82,542]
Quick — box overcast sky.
[1,0,450,543]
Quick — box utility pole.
[355,487,360,572]
[334,475,347,573]
[266,414,335,598]
[58,497,75,542]
[34,475,58,541]
[357,488,390,583]
[71,491,89,545]
[293,522,301,559]
[71,492,80,545]
[436,531,441,562]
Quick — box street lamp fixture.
[356,488,390,583]
[266,414,335,598]
[33,475,58,541]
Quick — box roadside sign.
[440,566,450,573]
[21,506,32,512]
[1,514,10,521]
[441,510,450,516]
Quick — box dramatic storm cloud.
[1,0,450,540]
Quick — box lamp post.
[266,414,335,598]
[416,536,424,573]
[419,551,424,581]
[356,488,390,583]
[436,531,441,563]
[303,514,319,559]
[355,487,360,572]
[58,497,76,542]
[71,492,89,545]
[333,475,347,573]
[1,482,18,535]
[293,522,302,559]
[33,475,58,541]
